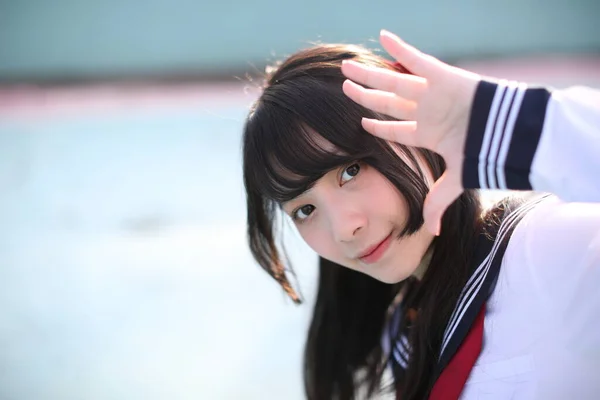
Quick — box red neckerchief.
[428,303,486,400]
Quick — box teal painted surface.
[1,0,599,79]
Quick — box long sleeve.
[462,80,600,202]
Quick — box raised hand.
[341,30,482,235]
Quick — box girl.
[241,30,600,399]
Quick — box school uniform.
[388,80,600,399]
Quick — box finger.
[342,79,417,121]
[341,60,426,102]
[361,119,419,147]
[423,171,463,236]
[380,30,441,78]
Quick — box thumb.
[423,171,463,236]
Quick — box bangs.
[248,117,359,202]
[243,77,380,203]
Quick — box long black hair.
[242,44,483,399]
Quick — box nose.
[328,202,367,243]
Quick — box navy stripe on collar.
[434,196,546,379]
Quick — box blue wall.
[1,0,599,80]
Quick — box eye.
[293,204,315,222]
[340,163,361,185]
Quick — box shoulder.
[500,194,600,312]
[509,195,600,259]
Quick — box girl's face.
[282,154,435,283]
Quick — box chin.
[371,267,412,284]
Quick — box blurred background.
[0,1,599,399]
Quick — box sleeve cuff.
[462,79,551,190]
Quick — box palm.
[416,84,454,149]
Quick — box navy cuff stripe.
[493,87,519,187]
[482,86,509,189]
[463,80,498,188]
[462,80,550,190]
[504,87,551,189]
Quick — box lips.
[358,232,393,264]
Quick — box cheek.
[299,226,330,257]
[364,173,407,217]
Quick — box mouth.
[358,232,393,264]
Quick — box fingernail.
[344,79,357,89]
[361,117,375,126]
[380,29,391,37]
